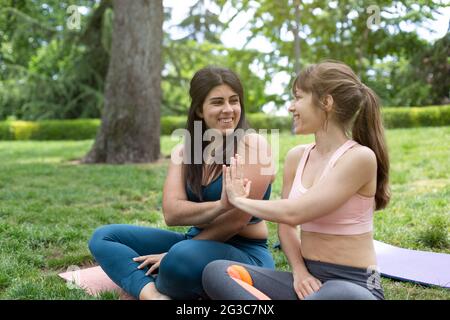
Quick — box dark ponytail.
[352,85,390,209]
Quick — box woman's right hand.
[293,270,322,300]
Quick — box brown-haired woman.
[88,66,275,300]
[202,60,390,300]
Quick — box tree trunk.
[83,0,163,164]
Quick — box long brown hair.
[293,60,390,210]
[184,66,249,201]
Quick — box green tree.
[220,0,447,107]
[0,0,111,119]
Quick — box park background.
[0,0,449,299]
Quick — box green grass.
[0,127,449,300]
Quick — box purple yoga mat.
[373,240,450,289]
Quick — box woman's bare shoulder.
[284,144,308,173]
[335,145,377,183]
[340,145,377,170]
[169,143,184,167]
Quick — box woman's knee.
[203,260,231,282]
[159,240,206,282]
[202,260,233,292]
[88,224,119,255]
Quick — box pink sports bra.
[288,140,375,235]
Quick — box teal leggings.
[88,224,274,299]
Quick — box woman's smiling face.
[197,84,242,134]
[288,88,326,135]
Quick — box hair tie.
[359,83,369,93]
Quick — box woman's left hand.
[293,270,322,300]
[225,154,252,204]
[133,253,167,276]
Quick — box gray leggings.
[202,259,384,300]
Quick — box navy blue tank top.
[185,174,271,224]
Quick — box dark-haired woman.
[88,67,275,300]
[202,61,390,300]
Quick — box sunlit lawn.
[0,126,449,299]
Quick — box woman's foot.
[139,282,171,300]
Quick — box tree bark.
[83,0,163,164]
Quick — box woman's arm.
[193,207,253,242]
[162,144,229,226]
[193,134,275,242]
[228,146,377,226]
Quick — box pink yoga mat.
[58,266,134,299]
[373,240,450,289]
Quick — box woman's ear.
[323,95,334,112]
[195,108,203,119]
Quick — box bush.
[247,106,450,131]
[160,116,187,136]
[0,105,449,140]
[10,121,40,140]
[246,113,291,132]
[382,105,450,128]
[31,119,100,140]
[382,108,413,128]
[2,119,100,141]
[0,122,12,140]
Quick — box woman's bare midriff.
[300,230,377,269]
